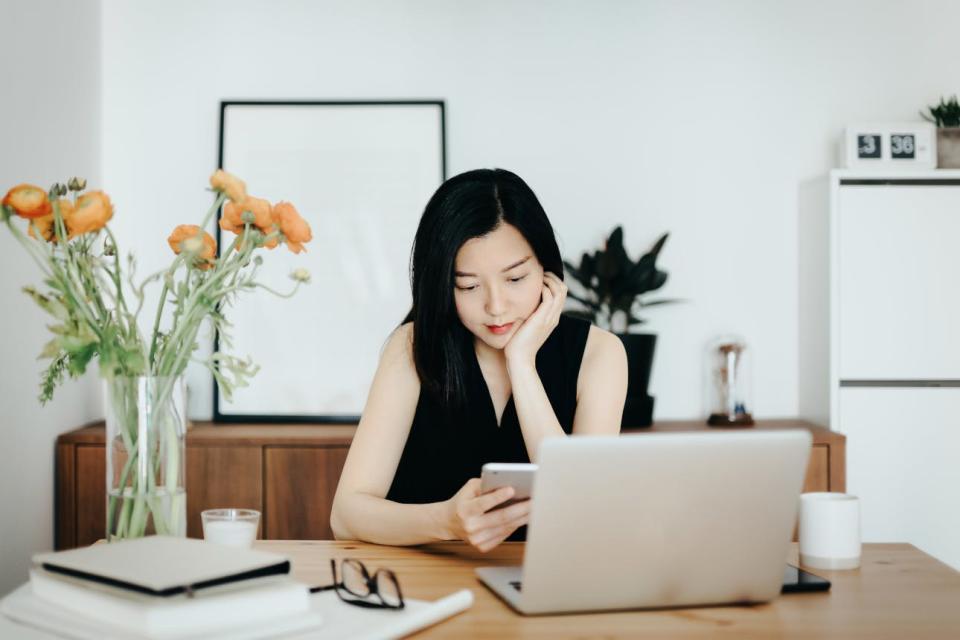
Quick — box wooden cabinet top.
[58,418,842,447]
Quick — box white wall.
[0,0,102,595]
[98,0,960,422]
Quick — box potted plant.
[563,226,677,427]
[921,95,960,168]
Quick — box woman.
[330,168,627,552]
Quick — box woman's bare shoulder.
[381,322,417,373]
[584,325,627,363]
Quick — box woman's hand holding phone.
[443,478,531,552]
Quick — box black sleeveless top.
[386,314,591,540]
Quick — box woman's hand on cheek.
[503,272,568,369]
[443,479,531,552]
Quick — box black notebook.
[32,535,290,597]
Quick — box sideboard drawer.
[185,446,262,539]
[263,446,349,540]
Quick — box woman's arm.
[504,273,567,461]
[506,272,626,460]
[330,323,449,545]
[571,325,628,435]
[330,323,528,548]
[509,323,627,460]
[507,358,565,461]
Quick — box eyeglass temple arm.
[308,558,341,593]
[309,584,337,593]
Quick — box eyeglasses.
[310,558,405,610]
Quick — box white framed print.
[844,123,936,169]
[214,100,446,423]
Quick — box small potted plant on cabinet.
[921,95,960,168]
[563,226,677,427]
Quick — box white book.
[2,584,472,640]
[29,568,311,639]
[2,583,324,640]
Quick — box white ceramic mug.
[799,492,861,570]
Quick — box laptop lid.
[518,430,811,613]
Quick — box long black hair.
[403,168,563,412]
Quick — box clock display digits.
[891,134,915,159]
[857,134,881,159]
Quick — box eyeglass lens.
[340,559,371,597]
[373,570,402,607]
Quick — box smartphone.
[781,564,831,593]
[480,463,537,503]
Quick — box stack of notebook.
[2,536,324,639]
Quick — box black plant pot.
[617,333,657,427]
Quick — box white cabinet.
[837,185,960,379]
[838,387,960,570]
[800,170,960,571]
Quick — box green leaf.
[60,324,98,354]
[562,309,597,324]
[625,312,648,329]
[924,95,960,127]
[597,227,627,281]
[66,343,97,376]
[208,351,260,402]
[567,290,601,311]
[562,260,587,287]
[611,292,636,314]
[640,297,684,307]
[22,286,70,322]
[39,338,61,359]
[580,252,595,283]
[47,323,68,335]
[562,227,676,325]
[39,353,68,404]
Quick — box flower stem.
[254,280,302,299]
[153,228,248,379]
[202,192,227,230]
[148,281,170,371]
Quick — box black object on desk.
[782,564,831,593]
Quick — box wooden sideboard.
[54,419,845,550]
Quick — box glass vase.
[104,375,187,541]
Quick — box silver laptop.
[476,430,811,615]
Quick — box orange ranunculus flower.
[27,214,56,242]
[218,202,244,234]
[167,224,217,270]
[3,184,52,219]
[27,199,75,242]
[261,233,279,249]
[220,196,277,251]
[209,169,247,203]
[220,196,273,234]
[70,191,113,237]
[272,201,312,254]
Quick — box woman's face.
[453,223,545,351]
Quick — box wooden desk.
[258,540,960,639]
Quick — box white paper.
[288,589,474,640]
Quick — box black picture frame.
[213,100,447,423]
